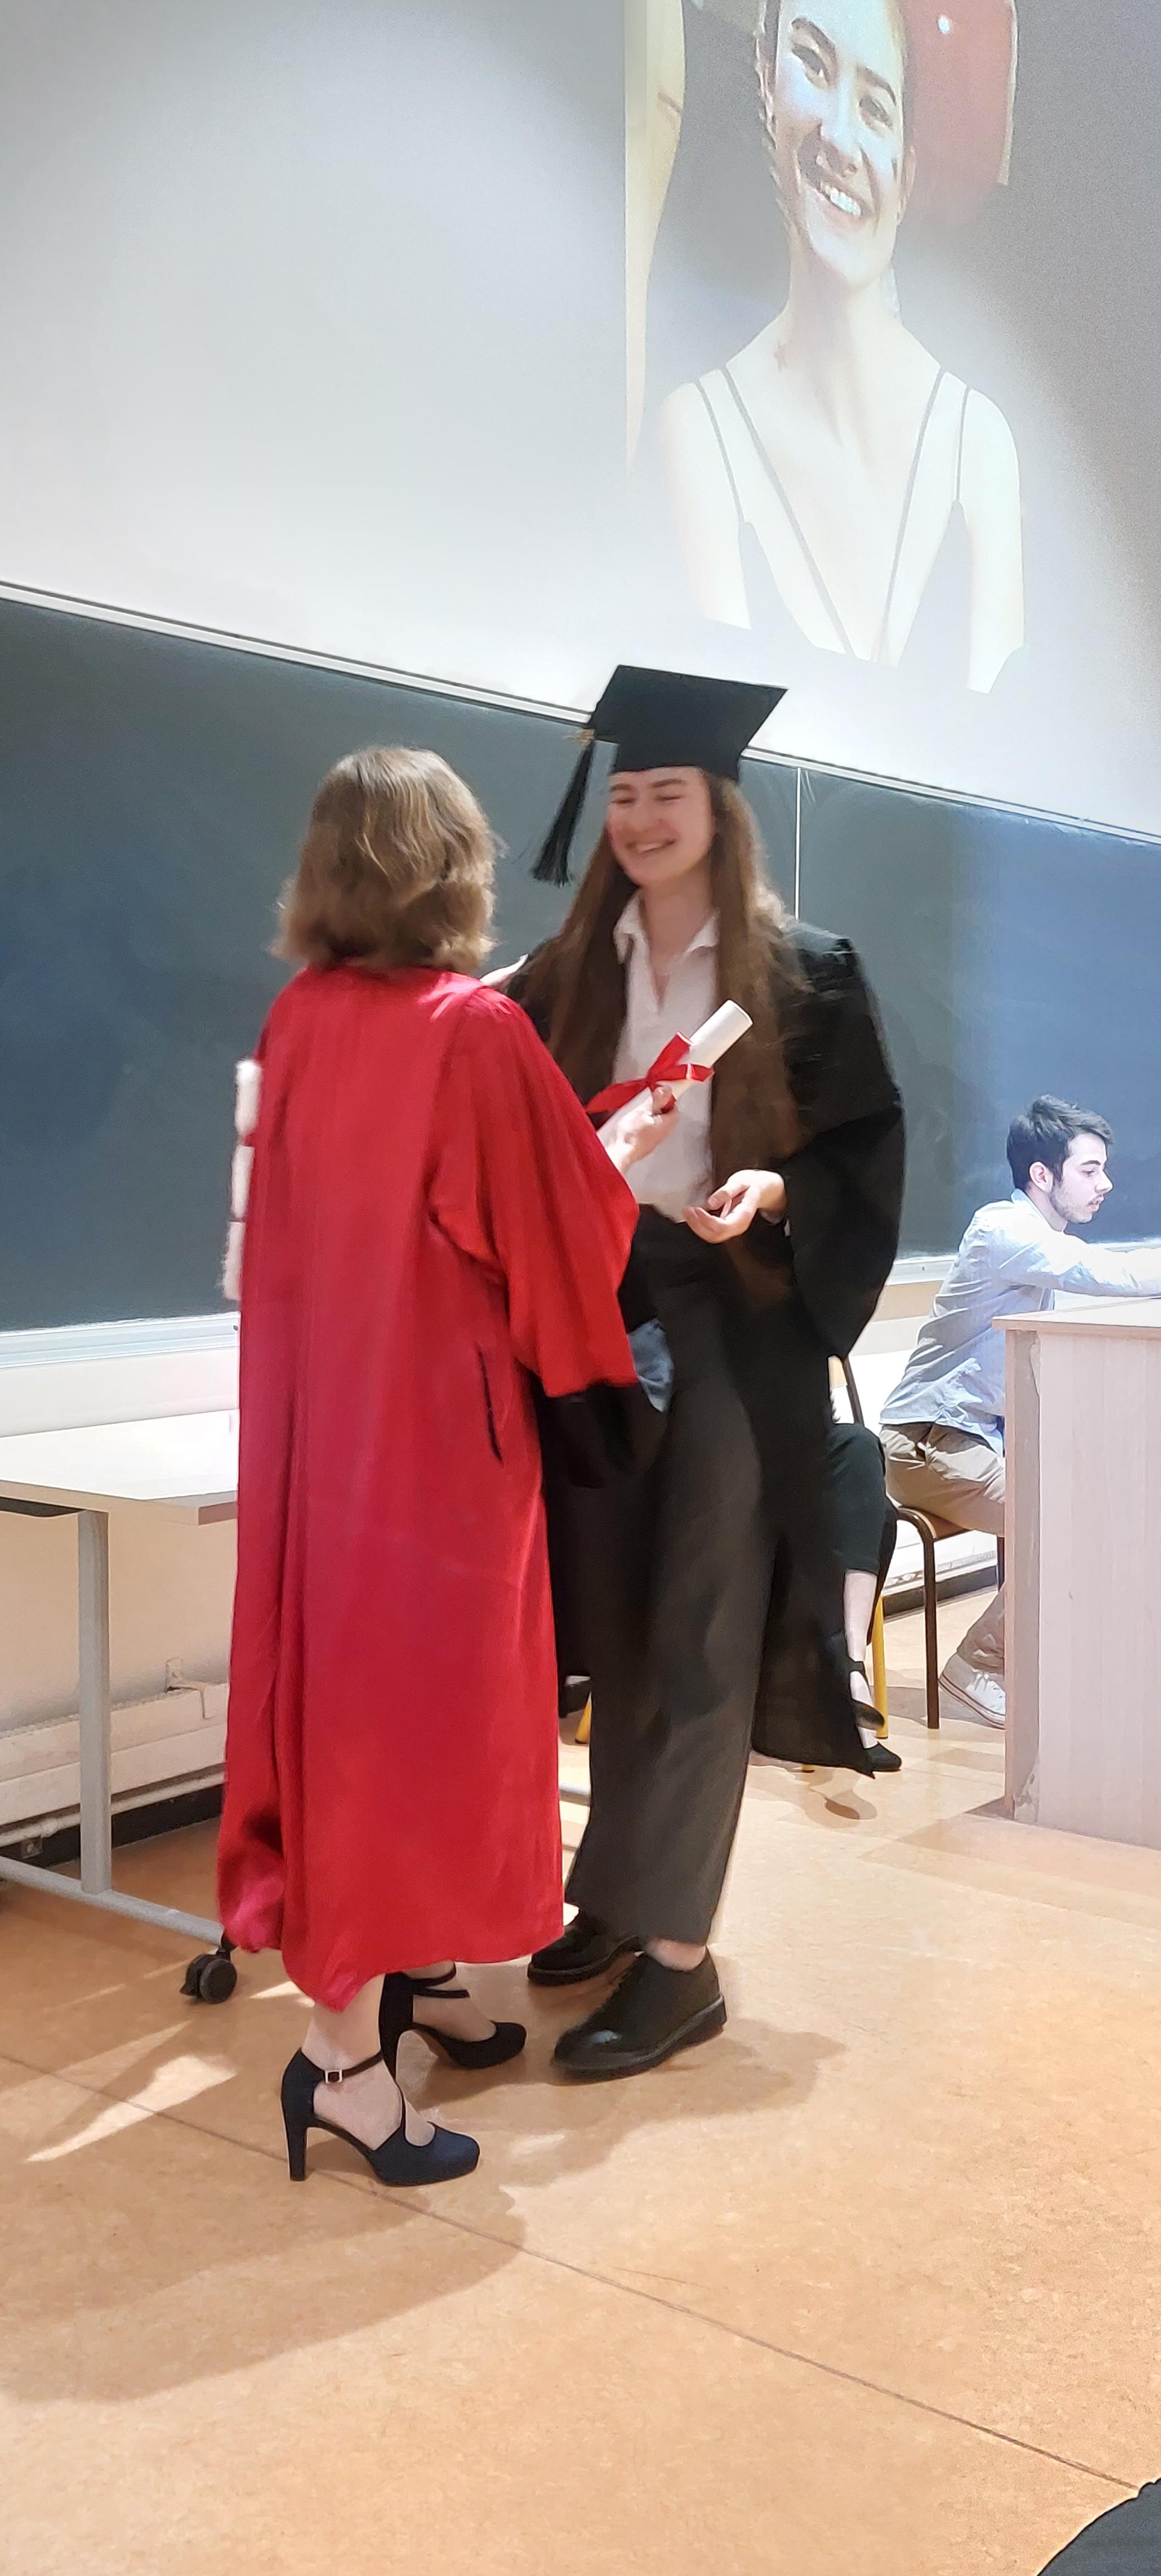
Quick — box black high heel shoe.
[280,2046,480,2186]
[379,1968,526,2073]
[849,1655,902,1773]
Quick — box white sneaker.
[939,1653,1006,1729]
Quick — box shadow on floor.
[1037,2481,1161,2571]
[0,1957,840,2409]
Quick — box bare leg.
[844,1567,878,1672]
[305,1975,433,2150]
[843,1565,882,1744]
[403,1959,500,2045]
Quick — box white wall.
[0,1506,236,1731]
[0,1319,238,1833]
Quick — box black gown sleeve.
[765,929,905,1360]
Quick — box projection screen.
[0,0,1156,835]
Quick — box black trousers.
[564,1220,768,1946]
[558,1233,897,1939]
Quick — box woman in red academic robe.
[217,745,676,2188]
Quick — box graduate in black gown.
[505,667,905,2080]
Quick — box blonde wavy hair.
[279,745,495,974]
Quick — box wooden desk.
[1001,1301,1161,1849]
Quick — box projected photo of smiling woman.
[659,0,1023,692]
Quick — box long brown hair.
[279,747,495,975]
[519,776,806,1189]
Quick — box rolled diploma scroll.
[596,1000,753,1152]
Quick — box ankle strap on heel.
[408,1971,469,2000]
[320,2048,384,2086]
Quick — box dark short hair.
[1007,1096,1114,1192]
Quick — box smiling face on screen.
[604,767,716,894]
[764,0,914,291]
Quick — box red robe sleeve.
[430,988,639,1396]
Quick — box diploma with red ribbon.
[587,1000,753,1131]
[587,1035,710,1121]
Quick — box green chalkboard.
[0,595,1155,1329]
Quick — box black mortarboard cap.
[533,665,786,886]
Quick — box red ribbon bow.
[586,1036,712,1121]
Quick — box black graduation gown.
[510,923,905,1779]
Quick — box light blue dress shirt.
[880,1192,1161,1449]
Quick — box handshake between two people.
[602,1084,786,1246]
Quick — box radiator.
[0,1681,226,1839]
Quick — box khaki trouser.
[881,1422,1006,1676]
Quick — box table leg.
[77,1508,113,1897]
[1005,1333,1041,1823]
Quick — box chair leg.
[919,1526,940,1729]
[870,1601,889,1735]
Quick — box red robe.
[217,964,638,2008]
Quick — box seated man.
[880,1096,1161,1726]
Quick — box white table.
[0,1411,239,1971]
[1001,1300,1161,1849]
[0,1406,593,1969]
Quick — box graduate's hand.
[684,1169,786,1242]
[604,1086,680,1176]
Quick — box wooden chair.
[840,1353,1005,1731]
[889,1503,954,1730]
[887,1511,1004,1732]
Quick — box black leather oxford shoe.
[553,1951,726,2079]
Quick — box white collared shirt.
[612,895,718,1222]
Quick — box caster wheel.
[181,1946,238,2003]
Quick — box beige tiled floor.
[2,1594,1158,2575]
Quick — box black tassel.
[531,735,596,886]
